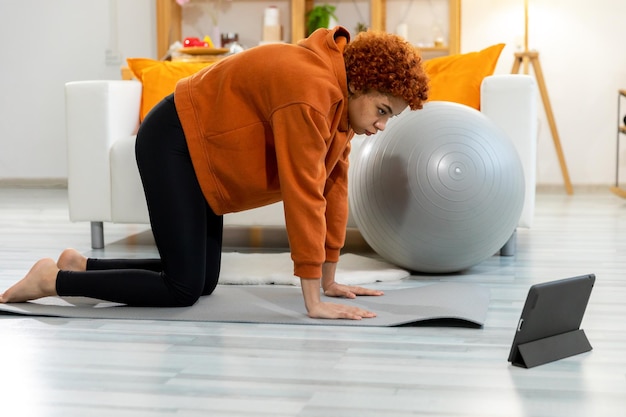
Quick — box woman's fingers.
[349,286,384,296]
[324,283,384,298]
[307,301,377,320]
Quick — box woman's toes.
[0,258,59,303]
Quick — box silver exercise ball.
[349,101,525,273]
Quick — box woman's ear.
[348,82,357,95]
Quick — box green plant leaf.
[306,4,338,36]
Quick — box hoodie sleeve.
[323,140,350,262]
[270,103,348,279]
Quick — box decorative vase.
[211,25,222,48]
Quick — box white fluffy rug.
[218,252,410,286]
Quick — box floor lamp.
[511,0,573,195]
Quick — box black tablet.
[507,273,595,368]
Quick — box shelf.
[155,0,308,58]
[372,0,460,55]
[419,46,453,53]
[156,0,461,59]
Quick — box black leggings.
[56,94,223,307]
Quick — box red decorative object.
[183,37,208,47]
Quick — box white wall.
[461,0,626,187]
[1,0,625,187]
[0,0,154,183]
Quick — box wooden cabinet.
[156,0,182,59]
[156,0,460,59]
[155,0,307,58]
[370,0,460,55]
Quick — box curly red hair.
[344,31,429,110]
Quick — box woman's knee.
[164,276,206,307]
[170,290,202,307]
[202,278,218,296]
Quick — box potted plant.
[306,4,338,36]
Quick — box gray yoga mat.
[0,282,490,327]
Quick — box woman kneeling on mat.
[1,27,428,320]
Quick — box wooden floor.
[1,187,625,417]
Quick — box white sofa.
[65,74,537,250]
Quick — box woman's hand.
[306,300,377,320]
[321,262,384,299]
[323,282,384,299]
[300,277,381,320]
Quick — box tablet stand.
[511,329,592,368]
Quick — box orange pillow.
[424,43,505,110]
[127,58,214,121]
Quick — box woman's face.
[347,88,408,136]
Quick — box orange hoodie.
[174,27,353,279]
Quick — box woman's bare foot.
[0,258,59,303]
[57,248,87,271]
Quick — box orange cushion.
[126,58,213,121]
[424,43,505,110]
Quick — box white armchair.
[65,74,537,249]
